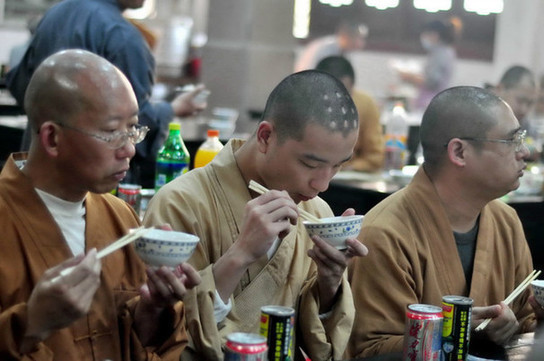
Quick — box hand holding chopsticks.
[248,180,322,223]
[475,269,541,332]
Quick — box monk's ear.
[256,121,274,153]
[447,138,468,167]
[38,121,62,157]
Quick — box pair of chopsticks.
[475,269,541,331]
[95,227,151,259]
[52,227,152,282]
[248,180,322,223]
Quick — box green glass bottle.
[154,123,190,190]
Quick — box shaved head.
[261,70,358,143]
[24,49,133,134]
[420,86,507,173]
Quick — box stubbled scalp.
[420,85,508,173]
[261,70,358,142]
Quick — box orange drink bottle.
[194,129,223,168]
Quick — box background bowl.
[531,280,544,307]
[303,215,363,249]
[135,229,199,267]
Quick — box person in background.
[144,70,369,361]
[316,55,384,172]
[526,74,544,156]
[494,65,537,127]
[397,18,462,111]
[346,86,543,358]
[6,0,207,188]
[294,20,368,72]
[492,65,540,160]
[0,49,201,360]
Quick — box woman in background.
[398,17,462,111]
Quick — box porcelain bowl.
[531,280,544,307]
[303,215,363,249]
[134,229,199,267]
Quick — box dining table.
[341,332,536,361]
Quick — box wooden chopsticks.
[96,227,151,259]
[248,180,322,223]
[475,269,541,332]
[52,227,152,283]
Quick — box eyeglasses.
[56,122,149,149]
[456,129,527,153]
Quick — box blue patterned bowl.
[135,229,199,267]
[303,215,363,249]
[532,280,544,307]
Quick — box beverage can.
[224,332,268,361]
[403,304,443,361]
[442,296,473,361]
[259,305,295,361]
[117,183,142,214]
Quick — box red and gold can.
[442,295,473,361]
[403,304,443,361]
[117,183,142,215]
[259,305,295,361]
[224,332,268,361]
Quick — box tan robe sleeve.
[298,274,355,361]
[346,224,412,358]
[0,303,55,360]
[144,184,227,361]
[119,298,188,361]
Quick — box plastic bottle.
[194,129,224,168]
[384,101,409,170]
[155,123,190,190]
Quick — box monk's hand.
[22,250,101,353]
[473,302,519,345]
[235,190,298,265]
[308,234,368,314]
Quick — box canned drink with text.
[259,305,295,361]
[442,296,473,361]
[403,304,443,361]
[117,183,142,215]
[224,332,268,361]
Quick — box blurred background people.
[397,17,462,111]
[316,55,384,172]
[294,20,368,72]
[5,0,207,188]
[493,65,537,131]
[492,65,539,161]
